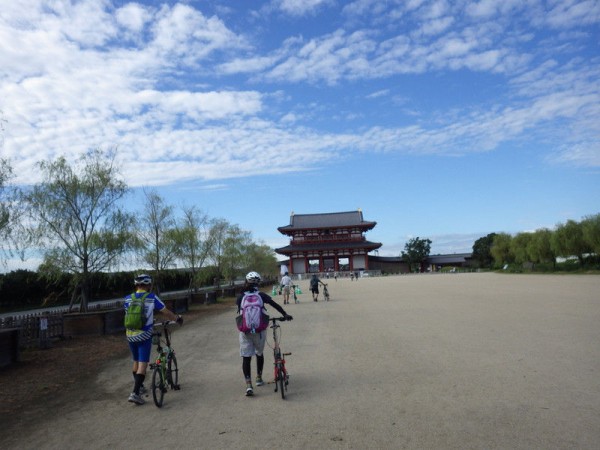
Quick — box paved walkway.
[4,273,600,449]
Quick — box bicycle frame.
[323,283,330,301]
[269,317,291,399]
[150,321,180,407]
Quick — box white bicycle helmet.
[245,271,262,284]
[134,274,153,285]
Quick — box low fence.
[0,282,251,364]
[0,290,215,354]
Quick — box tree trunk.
[80,279,90,312]
[68,284,81,313]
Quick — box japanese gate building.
[275,210,382,274]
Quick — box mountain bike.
[268,317,291,399]
[323,283,330,301]
[149,321,180,407]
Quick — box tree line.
[0,150,277,312]
[472,215,600,270]
[400,217,600,273]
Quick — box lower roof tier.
[275,240,382,255]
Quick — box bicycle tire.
[152,364,165,407]
[167,353,179,390]
[278,365,286,399]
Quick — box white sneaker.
[245,386,254,396]
[128,393,145,405]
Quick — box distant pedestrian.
[310,274,325,301]
[280,272,293,304]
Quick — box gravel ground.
[2,273,599,449]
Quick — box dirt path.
[3,273,600,449]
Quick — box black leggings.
[242,354,264,380]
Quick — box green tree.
[221,224,252,285]
[511,232,533,265]
[490,233,514,267]
[207,218,230,282]
[0,159,12,238]
[581,213,600,256]
[0,158,23,265]
[23,149,132,311]
[401,237,432,272]
[529,228,556,268]
[137,190,178,293]
[245,242,278,279]
[472,233,497,268]
[176,205,211,291]
[551,219,591,265]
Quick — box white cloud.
[416,16,454,36]
[365,89,390,99]
[2,0,599,194]
[275,0,334,16]
[116,3,152,32]
[544,0,600,28]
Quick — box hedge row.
[0,267,221,312]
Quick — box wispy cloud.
[1,0,598,191]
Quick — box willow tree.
[174,205,211,292]
[23,149,132,311]
[0,158,23,265]
[136,190,179,293]
[221,224,252,286]
[581,214,600,256]
[551,219,591,265]
[490,233,514,267]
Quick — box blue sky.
[1,0,599,270]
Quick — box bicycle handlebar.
[269,316,288,322]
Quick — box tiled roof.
[369,253,473,264]
[427,253,473,264]
[275,240,382,254]
[278,210,376,231]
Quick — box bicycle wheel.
[152,364,165,407]
[167,353,179,390]
[278,365,286,399]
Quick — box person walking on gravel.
[310,273,325,301]
[280,272,293,304]
[236,271,293,397]
[124,274,183,405]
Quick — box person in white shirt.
[280,272,293,305]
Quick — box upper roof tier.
[278,210,377,234]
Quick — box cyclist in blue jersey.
[124,274,182,405]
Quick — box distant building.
[275,210,382,274]
[275,210,473,275]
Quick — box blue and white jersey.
[124,291,166,342]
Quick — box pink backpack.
[237,291,269,333]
